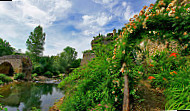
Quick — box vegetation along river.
[0,81,64,111]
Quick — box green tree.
[58,46,78,73]
[26,25,45,61]
[0,38,15,56]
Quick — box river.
[0,81,64,111]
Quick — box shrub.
[44,71,53,78]
[0,74,12,83]
[0,80,3,85]
[32,63,44,75]
[14,73,25,80]
[32,73,38,79]
[31,107,41,111]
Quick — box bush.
[31,73,38,80]
[0,80,3,85]
[44,71,53,78]
[32,73,38,78]
[31,107,41,111]
[0,74,12,83]
[14,73,25,80]
[32,63,44,75]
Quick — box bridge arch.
[0,55,32,80]
[0,62,14,76]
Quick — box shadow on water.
[0,82,64,111]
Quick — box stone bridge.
[0,55,32,80]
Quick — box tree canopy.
[58,46,78,73]
[26,25,45,61]
[0,38,15,56]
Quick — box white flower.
[115,97,118,102]
[160,7,165,13]
[156,9,160,15]
[153,31,156,34]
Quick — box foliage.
[58,0,190,110]
[58,41,141,110]
[44,71,53,78]
[0,80,3,85]
[71,58,81,68]
[0,74,12,84]
[32,56,59,76]
[108,0,189,110]
[58,58,112,110]
[32,73,38,78]
[31,46,80,77]
[31,73,38,81]
[105,36,113,41]
[56,46,78,74]
[0,95,8,111]
[58,42,114,110]
[26,25,45,62]
[31,107,41,111]
[32,63,43,74]
[148,53,190,110]
[0,38,15,57]
[82,50,94,54]
[14,73,25,80]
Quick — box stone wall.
[0,55,32,80]
[81,29,116,66]
[136,39,180,63]
[80,52,96,66]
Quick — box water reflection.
[0,82,64,111]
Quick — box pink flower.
[105,105,109,108]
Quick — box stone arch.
[0,62,14,76]
[0,55,32,80]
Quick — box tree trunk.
[123,74,130,111]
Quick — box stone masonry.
[0,55,32,80]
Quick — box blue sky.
[0,0,156,58]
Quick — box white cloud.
[82,15,94,25]
[0,0,72,28]
[93,0,113,4]
[21,0,55,27]
[82,13,112,26]
[79,13,112,36]
[97,13,112,26]
[124,5,136,20]
[91,0,136,22]
[122,2,127,7]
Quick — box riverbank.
[49,96,65,111]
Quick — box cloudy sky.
[0,0,156,58]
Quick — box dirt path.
[132,80,166,111]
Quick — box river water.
[0,81,64,111]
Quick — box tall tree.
[58,46,78,73]
[0,38,15,56]
[26,25,45,61]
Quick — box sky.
[0,0,157,58]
